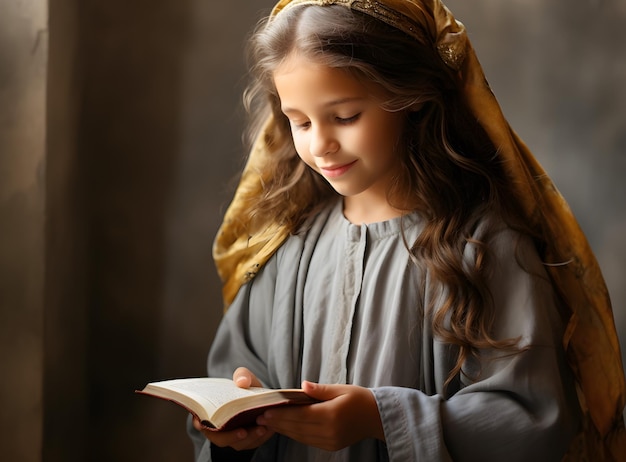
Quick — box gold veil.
[213,0,625,458]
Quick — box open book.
[136,377,315,431]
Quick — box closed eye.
[336,113,361,125]
[291,120,311,130]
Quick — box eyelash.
[292,114,361,130]
[336,114,361,124]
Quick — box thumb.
[301,381,346,401]
[233,367,262,388]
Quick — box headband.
[213,1,625,456]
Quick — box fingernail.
[236,429,247,440]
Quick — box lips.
[319,160,357,178]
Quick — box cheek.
[292,134,312,164]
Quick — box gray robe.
[189,200,580,461]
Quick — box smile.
[319,160,358,178]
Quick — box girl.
[189,1,626,460]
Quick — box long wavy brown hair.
[241,4,536,384]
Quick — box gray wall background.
[1,0,624,460]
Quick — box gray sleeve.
[373,230,581,462]
[207,254,279,386]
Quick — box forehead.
[274,52,356,82]
[273,52,375,108]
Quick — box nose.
[309,125,339,157]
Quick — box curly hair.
[241,4,535,385]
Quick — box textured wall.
[44,0,89,459]
[71,1,272,460]
[0,0,47,460]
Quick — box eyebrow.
[281,96,366,114]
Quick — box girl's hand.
[256,381,385,451]
[191,416,275,451]
[191,367,274,451]
[232,366,263,389]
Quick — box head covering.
[213,0,625,458]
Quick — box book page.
[154,378,271,410]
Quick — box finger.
[232,426,275,451]
[203,427,247,448]
[192,416,204,431]
[256,410,333,448]
[257,404,324,433]
[204,426,275,451]
[192,416,254,441]
[302,381,347,401]
[233,367,263,388]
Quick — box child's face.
[273,52,405,210]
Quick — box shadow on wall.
[42,0,272,461]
